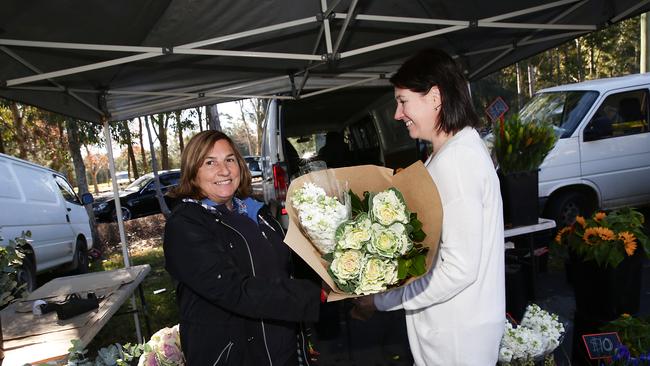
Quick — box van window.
[13,165,58,203]
[520,90,598,138]
[584,89,649,141]
[54,175,81,204]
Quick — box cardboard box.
[285,161,442,301]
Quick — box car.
[245,156,263,198]
[513,73,650,227]
[0,152,94,291]
[93,169,180,222]
[114,170,131,187]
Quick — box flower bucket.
[568,250,643,365]
[499,169,539,227]
[285,161,442,301]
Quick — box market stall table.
[504,218,556,300]
[2,264,150,365]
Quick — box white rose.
[355,257,398,295]
[368,222,412,258]
[330,250,364,283]
[370,188,409,226]
[336,215,372,250]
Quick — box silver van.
[0,153,94,291]
[260,88,426,227]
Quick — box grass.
[84,246,178,355]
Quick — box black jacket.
[164,200,320,366]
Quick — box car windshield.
[245,157,261,172]
[519,90,599,138]
[124,174,152,191]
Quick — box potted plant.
[492,114,557,227]
[602,313,650,363]
[0,231,29,365]
[554,208,649,364]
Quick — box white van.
[261,88,426,227]
[520,74,650,226]
[0,153,94,291]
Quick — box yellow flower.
[582,227,600,245]
[555,227,571,244]
[594,212,607,222]
[575,215,586,228]
[619,231,638,256]
[582,227,614,244]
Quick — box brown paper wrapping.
[285,161,443,301]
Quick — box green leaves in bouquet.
[397,243,428,280]
[349,189,369,216]
[406,212,426,242]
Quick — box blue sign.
[582,332,621,359]
[485,97,509,122]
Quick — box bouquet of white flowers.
[323,187,427,295]
[498,304,565,366]
[291,182,350,254]
[138,324,185,366]
[285,162,443,301]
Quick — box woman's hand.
[350,295,376,321]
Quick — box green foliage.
[0,231,31,308]
[554,207,649,268]
[602,314,650,358]
[492,114,557,174]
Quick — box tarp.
[1,0,648,123]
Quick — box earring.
[433,105,441,111]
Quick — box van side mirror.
[81,193,94,205]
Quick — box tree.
[112,120,140,179]
[65,119,101,245]
[84,151,108,194]
[172,109,195,154]
[137,117,148,172]
[149,113,171,170]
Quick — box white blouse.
[374,127,505,366]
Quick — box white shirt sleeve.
[375,144,487,311]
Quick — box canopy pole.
[103,118,143,343]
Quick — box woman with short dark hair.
[354,49,505,365]
[164,130,320,365]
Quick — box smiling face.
[196,139,241,208]
[393,86,440,142]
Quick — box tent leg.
[103,119,143,343]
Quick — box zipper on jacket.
[216,218,274,366]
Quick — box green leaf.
[397,258,410,280]
[322,252,334,262]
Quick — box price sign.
[582,332,621,359]
[485,97,509,122]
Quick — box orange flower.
[555,227,572,244]
[575,215,586,228]
[619,231,638,256]
[582,227,601,245]
[582,227,615,244]
[594,212,607,222]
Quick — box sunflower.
[594,211,607,222]
[554,227,572,244]
[575,215,586,228]
[582,227,601,245]
[619,231,638,256]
